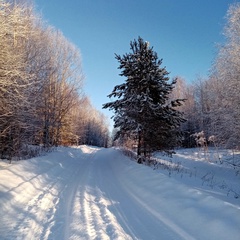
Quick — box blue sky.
[34,0,235,128]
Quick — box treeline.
[0,0,109,160]
[171,3,240,149]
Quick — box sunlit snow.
[0,146,239,239]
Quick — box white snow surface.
[0,145,239,240]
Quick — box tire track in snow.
[43,166,80,240]
[88,151,133,240]
[94,150,139,239]
[69,148,132,240]
[67,148,99,239]
[98,148,196,240]
[15,160,77,240]
[46,149,91,240]
[0,146,208,239]
[82,186,132,239]
[0,149,84,240]
[0,164,66,239]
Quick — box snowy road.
[0,146,240,239]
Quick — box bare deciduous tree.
[0,0,36,159]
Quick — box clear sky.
[34,0,236,129]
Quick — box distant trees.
[103,37,185,160]
[168,77,197,148]
[76,97,109,147]
[0,0,109,160]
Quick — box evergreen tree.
[103,37,185,160]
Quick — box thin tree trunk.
[137,131,142,163]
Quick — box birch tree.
[209,3,240,149]
[0,0,36,159]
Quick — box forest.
[106,3,240,157]
[171,3,240,150]
[0,0,239,161]
[0,0,109,160]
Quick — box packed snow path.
[0,146,239,240]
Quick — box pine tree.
[103,37,185,160]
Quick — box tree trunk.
[137,131,142,163]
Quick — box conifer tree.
[103,37,185,160]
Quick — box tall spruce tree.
[103,37,185,160]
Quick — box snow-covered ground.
[0,145,239,240]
